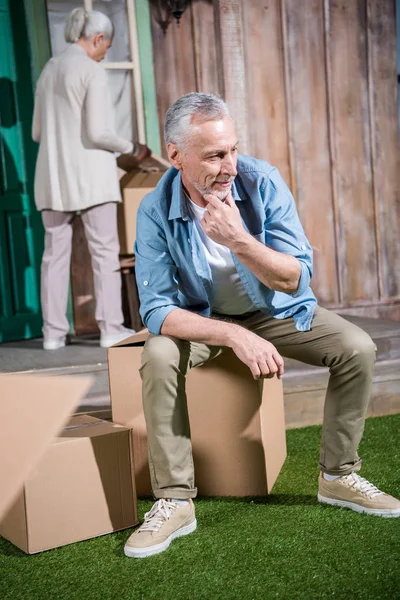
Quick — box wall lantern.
[150,0,189,34]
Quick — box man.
[124,93,400,559]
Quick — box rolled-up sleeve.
[263,169,313,297]
[134,205,180,334]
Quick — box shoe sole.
[124,518,197,558]
[43,342,66,350]
[318,493,400,518]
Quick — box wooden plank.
[213,0,249,153]
[367,0,400,300]
[283,0,338,305]
[241,0,291,186]
[190,0,221,96]
[328,0,379,303]
[150,3,197,158]
[70,215,98,336]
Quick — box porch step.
[1,315,400,427]
[0,336,111,415]
[283,358,400,429]
[282,314,400,428]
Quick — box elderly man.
[124,93,400,559]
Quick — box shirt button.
[143,280,149,286]
[301,245,306,251]
[188,238,191,244]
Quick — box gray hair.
[64,8,113,43]
[164,92,231,150]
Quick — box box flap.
[0,374,92,521]
[54,414,130,442]
[121,171,165,190]
[120,154,170,189]
[109,328,149,348]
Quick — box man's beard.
[191,177,234,201]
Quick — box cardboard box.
[0,374,92,522]
[108,331,287,497]
[118,155,169,255]
[0,414,138,553]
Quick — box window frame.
[83,0,145,143]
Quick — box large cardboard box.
[118,156,169,255]
[0,414,138,554]
[108,331,287,497]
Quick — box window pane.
[93,0,130,62]
[47,1,131,62]
[47,1,82,57]
[106,70,137,141]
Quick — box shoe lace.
[341,473,384,498]
[138,499,178,533]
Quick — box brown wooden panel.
[367,0,400,299]
[283,0,338,304]
[150,3,197,158]
[70,215,98,335]
[191,0,221,95]
[214,0,249,152]
[328,0,378,303]
[241,0,291,186]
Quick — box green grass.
[1,414,399,600]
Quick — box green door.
[0,0,44,342]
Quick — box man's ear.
[166,143,183,170]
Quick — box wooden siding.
[149,0,400,318]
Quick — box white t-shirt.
[187,198,256,315]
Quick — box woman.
[32,7,150,350]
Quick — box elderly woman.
[32,7,150,350]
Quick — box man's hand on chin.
[200,192,247,247]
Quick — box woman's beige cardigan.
[32,43,133,212]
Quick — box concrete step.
[281,315,400,427]
[0,336,111,415]
[2,315,400,427]
[283,358,400,429]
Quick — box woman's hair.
[164,92,231,150]
[64,8,113,43]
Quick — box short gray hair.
[64,8,113,43]
[164,92,231,150]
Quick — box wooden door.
[0,0,44,341]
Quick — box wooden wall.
[149,0,400,319]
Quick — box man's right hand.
[229,327,284,380]
[161,308,284,380]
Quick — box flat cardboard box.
[108,331,287,497]
[118,155,169,255]
[0,414,138,554]
[0,374,92,522]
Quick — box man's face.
[168,115,238,204]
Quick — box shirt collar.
[168,171,243,221]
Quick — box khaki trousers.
[41,202,124,339]
[140,307,376,499]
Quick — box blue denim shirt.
[134,154,317,335]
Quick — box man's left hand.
[201,192,246,247]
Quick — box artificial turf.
[1,414,399,600]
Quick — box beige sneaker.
[124,499,197,558]
[318,472,400,517]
